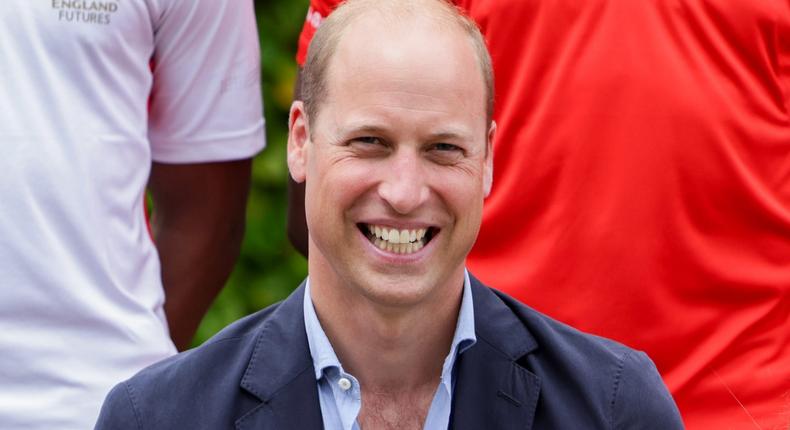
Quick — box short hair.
[301,0,494,126]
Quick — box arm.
[146,0,263,350]
[94,383,141,430]
[148,159,252,350]
[612,351,685,429]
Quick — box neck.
[308,260,464,392]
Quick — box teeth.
[366,224,431,254]
[369,225,427,243]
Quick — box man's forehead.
[335,14,465,64]
[323,17,485,110]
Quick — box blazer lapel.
[451,277,541,430]
[235,283,324,430]
[231,277,540,430]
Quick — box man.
[0,1,263,429]
[290,0,790,428]
[95,1,682,428]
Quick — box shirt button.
[338,377,352,391]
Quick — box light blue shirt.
[303,271,477,430]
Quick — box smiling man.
[94,0,683,428]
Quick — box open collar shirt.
[303,271,477,430]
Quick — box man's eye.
[348,136,389,156]
[433,143,462,152]
[428,143,465,164]
[352,136,382,145]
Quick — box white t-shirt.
[0,1,265,428]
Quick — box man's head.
[301,0,495,127]
[288,0,495,310]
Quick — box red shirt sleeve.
[296,0,342,66]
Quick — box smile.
[359,223,437,254]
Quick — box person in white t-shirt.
[0,1,264,428]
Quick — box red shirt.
[297,1,790,428]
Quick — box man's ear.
[483,121,496,197]
[287,101,310,183]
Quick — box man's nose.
[377,152,430,215]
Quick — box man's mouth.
[358,223,437,254]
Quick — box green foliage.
[193,0,310,345]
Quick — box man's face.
[289,17,493,309]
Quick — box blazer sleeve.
[611,350,685,429]
[94,382,143,430]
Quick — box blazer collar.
[450,275,541,430]
[235,282,324,430]
[234,276,542,430]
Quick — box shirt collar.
[303,270,477,381]
[303,279,344,380]
[447,269,477,366]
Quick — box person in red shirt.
[289,1,790,428]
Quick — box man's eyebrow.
[338,124,390,136]
[338,124,473,141]
[426,130,471,141]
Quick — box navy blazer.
[95,276,684,429]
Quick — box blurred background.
[192,0,310,345]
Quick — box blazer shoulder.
[95,381,143,430]
[95,302,284,429]
[489,286,635,362]
[483,285,683,428]
[613,350,685,429]
[139,302,279,381]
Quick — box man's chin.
[350,269,458,308]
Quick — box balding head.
[301,0,494,127]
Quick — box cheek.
[307,160,377,219]
[436,178,486,240]
[434,172,486,213]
